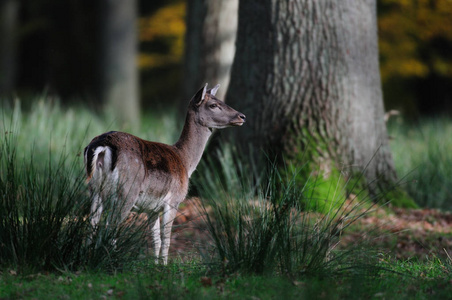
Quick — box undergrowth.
[194,146,383,278]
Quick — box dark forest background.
[1,0,451,117]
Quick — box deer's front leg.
[160,204,179,265]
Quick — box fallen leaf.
[200,276,212,287]
[116,291,125,298]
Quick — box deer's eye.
[209,104,218,109]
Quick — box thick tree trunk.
[0,0,18,95]
[227,0,397,191]
[184,0,238,101]
[99,0,139,127]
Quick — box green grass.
[388,117,452,210]
[1,257,452,299]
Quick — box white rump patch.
[92,146,113,174]
[89,146,120,194]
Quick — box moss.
[284,157,417,213]
[282,129,418,212]
[302,168,346,213]
[385,188,418,209]
[287,165,366,213]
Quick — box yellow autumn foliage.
[138,1,452,83]
[379,0,452,80]
[138,1,186,69]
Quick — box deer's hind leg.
[150,215,161,263]
[90,193,103,230]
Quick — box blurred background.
[1,0,451,119]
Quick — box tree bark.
[226,0,397,192]
[0,0,18,95]
[98,0,139,127]
[183,0,238,101]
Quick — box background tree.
[183,0,238,101]
[226,0,397,196]
[0,0,19,95]
[98,0,139,127]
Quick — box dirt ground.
[168,198,452,261]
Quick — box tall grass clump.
[388,117,452,210]
[0,128,155,272]
[0,99,180,273]
[194,145,381,277]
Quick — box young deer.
[84,84,245,264]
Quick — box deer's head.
[190,83,246,129]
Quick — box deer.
[84,83,245,264]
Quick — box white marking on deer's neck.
[174,110,212,178]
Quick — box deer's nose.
[239,114,246,122]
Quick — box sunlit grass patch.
[388,117,452,210]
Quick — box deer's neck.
[173,111,212,177]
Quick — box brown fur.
[85,131,189,198]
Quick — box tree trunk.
[226,0,397,193]
[0,0,18,95]
[99,0,139,127]
[183,0,238,101]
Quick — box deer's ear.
[210,84,220,96]
[191,83,208,106]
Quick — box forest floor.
[169,198,452,262]
[4,198,452,299]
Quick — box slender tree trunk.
[0,0,18,95]
[226,0,397,192]
[184,0,238,101]
[99,0,139,127]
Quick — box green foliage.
[389,117,452,210]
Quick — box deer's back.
[85,131,189,202]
